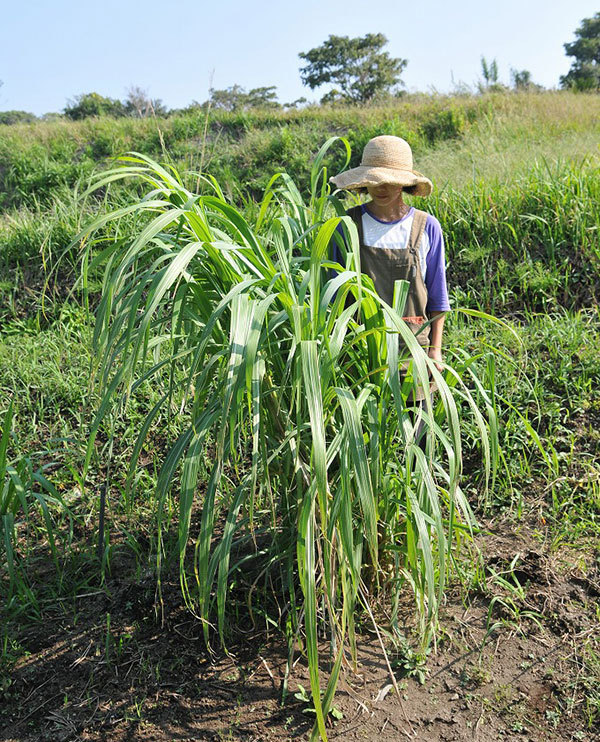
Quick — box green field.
[1,91,599,742]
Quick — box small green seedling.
[294,684,343,720]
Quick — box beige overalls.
[347,205,432,400]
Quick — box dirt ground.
[2,511,599,742]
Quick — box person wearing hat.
[329,135,450,382]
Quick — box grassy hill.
[1,92,598,203]
[2,91,599,323]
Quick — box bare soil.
[2,511,599,742]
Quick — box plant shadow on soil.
[2,506,599,742]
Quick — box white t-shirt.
[362,209,430,277]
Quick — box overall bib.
[347,205,431,400]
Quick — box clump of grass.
[427,157,600,314]
[78,142,497,740]
[0,401,73,614]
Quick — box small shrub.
[420,106,466,144]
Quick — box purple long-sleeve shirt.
[330,205,451,313]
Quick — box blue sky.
[1,0,597,115]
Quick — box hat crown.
[360,135,413,171]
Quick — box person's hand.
[428,347,444,374]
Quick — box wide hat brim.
[330,166,433,197]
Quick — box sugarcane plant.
[78,138,497,741]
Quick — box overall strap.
[408,208,428,251]
[346,204,364,244]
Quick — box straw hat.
[330,135,432,197]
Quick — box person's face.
[366,183,403,207]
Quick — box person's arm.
[428,310,446,372]
[423,215,450,373]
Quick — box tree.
[479,56,498,89]
[125,85,150,117]
[208,84,246,111]
[510,68,531,90]
[477,56,510,93]
[0,110,37,125]
[64,92,126,120]
[298,33,407,103]
[64,90,168,120]
[124,86,168,118]
[284,96,308,109]
[244,86,279,109]
[510,68,543,91]
[206,85,280,111]
[481,56,498,87]
[560,12,600,91]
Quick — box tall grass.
[78,141,497,740]
[0,401,72,614]
[418,92,600,189]
[426,158,600,314]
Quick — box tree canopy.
[479,56,500,90]
[64,90,168,120]
[64,92,126,120]
[0,110,37,125]
[510,68,542,92]
[205,85,280,111]
[560,12,600,91]
[124,86,168,118]
[298,33,406,103]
